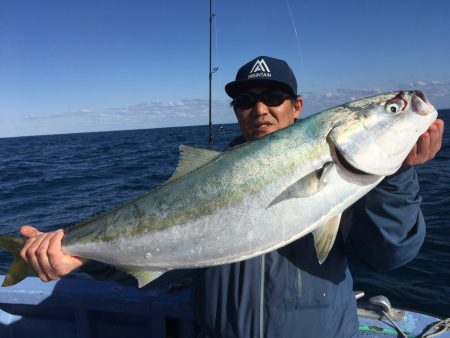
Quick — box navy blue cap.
[225,56,298,98]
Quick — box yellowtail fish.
[0,91,437,287]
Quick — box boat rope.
[421,318,450,338]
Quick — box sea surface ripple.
[0,112,449,317]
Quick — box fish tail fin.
[0,235,31,287]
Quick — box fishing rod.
[208,0,218,149]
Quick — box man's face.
[234,88,303,141]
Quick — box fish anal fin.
[167,145,221,183]
[121,268,166,288]
[268,162,334,208]
[313,213,342,264]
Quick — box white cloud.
[6,79,448,138]
[301,80,450,116]
[301,87,384,115]
[12,98,235,137]
[401,80,450,98]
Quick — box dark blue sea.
[0,111,449,318]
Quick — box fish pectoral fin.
[121,268,166,288]
[268,162,334,208]
[166,145,221,183]
[312,213,342,264]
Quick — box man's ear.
[293,97,303,118]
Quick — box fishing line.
[285,0,303,69]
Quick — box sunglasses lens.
[234,90,291,109]
[235,93,255,109]
[264,93,286,107]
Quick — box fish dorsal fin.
[312,213,342,264]
[167,145,221,183]
[268,162,334,208]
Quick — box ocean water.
[0,111,448,318]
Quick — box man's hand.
[404,119,444,166]
[20,225,89,282]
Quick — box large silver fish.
[0,91,437,287]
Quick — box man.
[189,56,444,337]
[20,56,444,337]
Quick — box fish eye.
[385,102,401,113]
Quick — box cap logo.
[248,58,271,79]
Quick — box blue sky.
[1,0,449,137]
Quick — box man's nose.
[251,101,269,116]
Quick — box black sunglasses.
[233,90,294,110]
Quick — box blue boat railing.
[0,275,197,338]
[2,275,449,338]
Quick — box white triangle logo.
[250,59,270,74]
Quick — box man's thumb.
[20,225,42,238]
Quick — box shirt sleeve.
[346,166,426,272]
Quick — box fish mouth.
[414,90,427,103]
[411,90,434,116]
